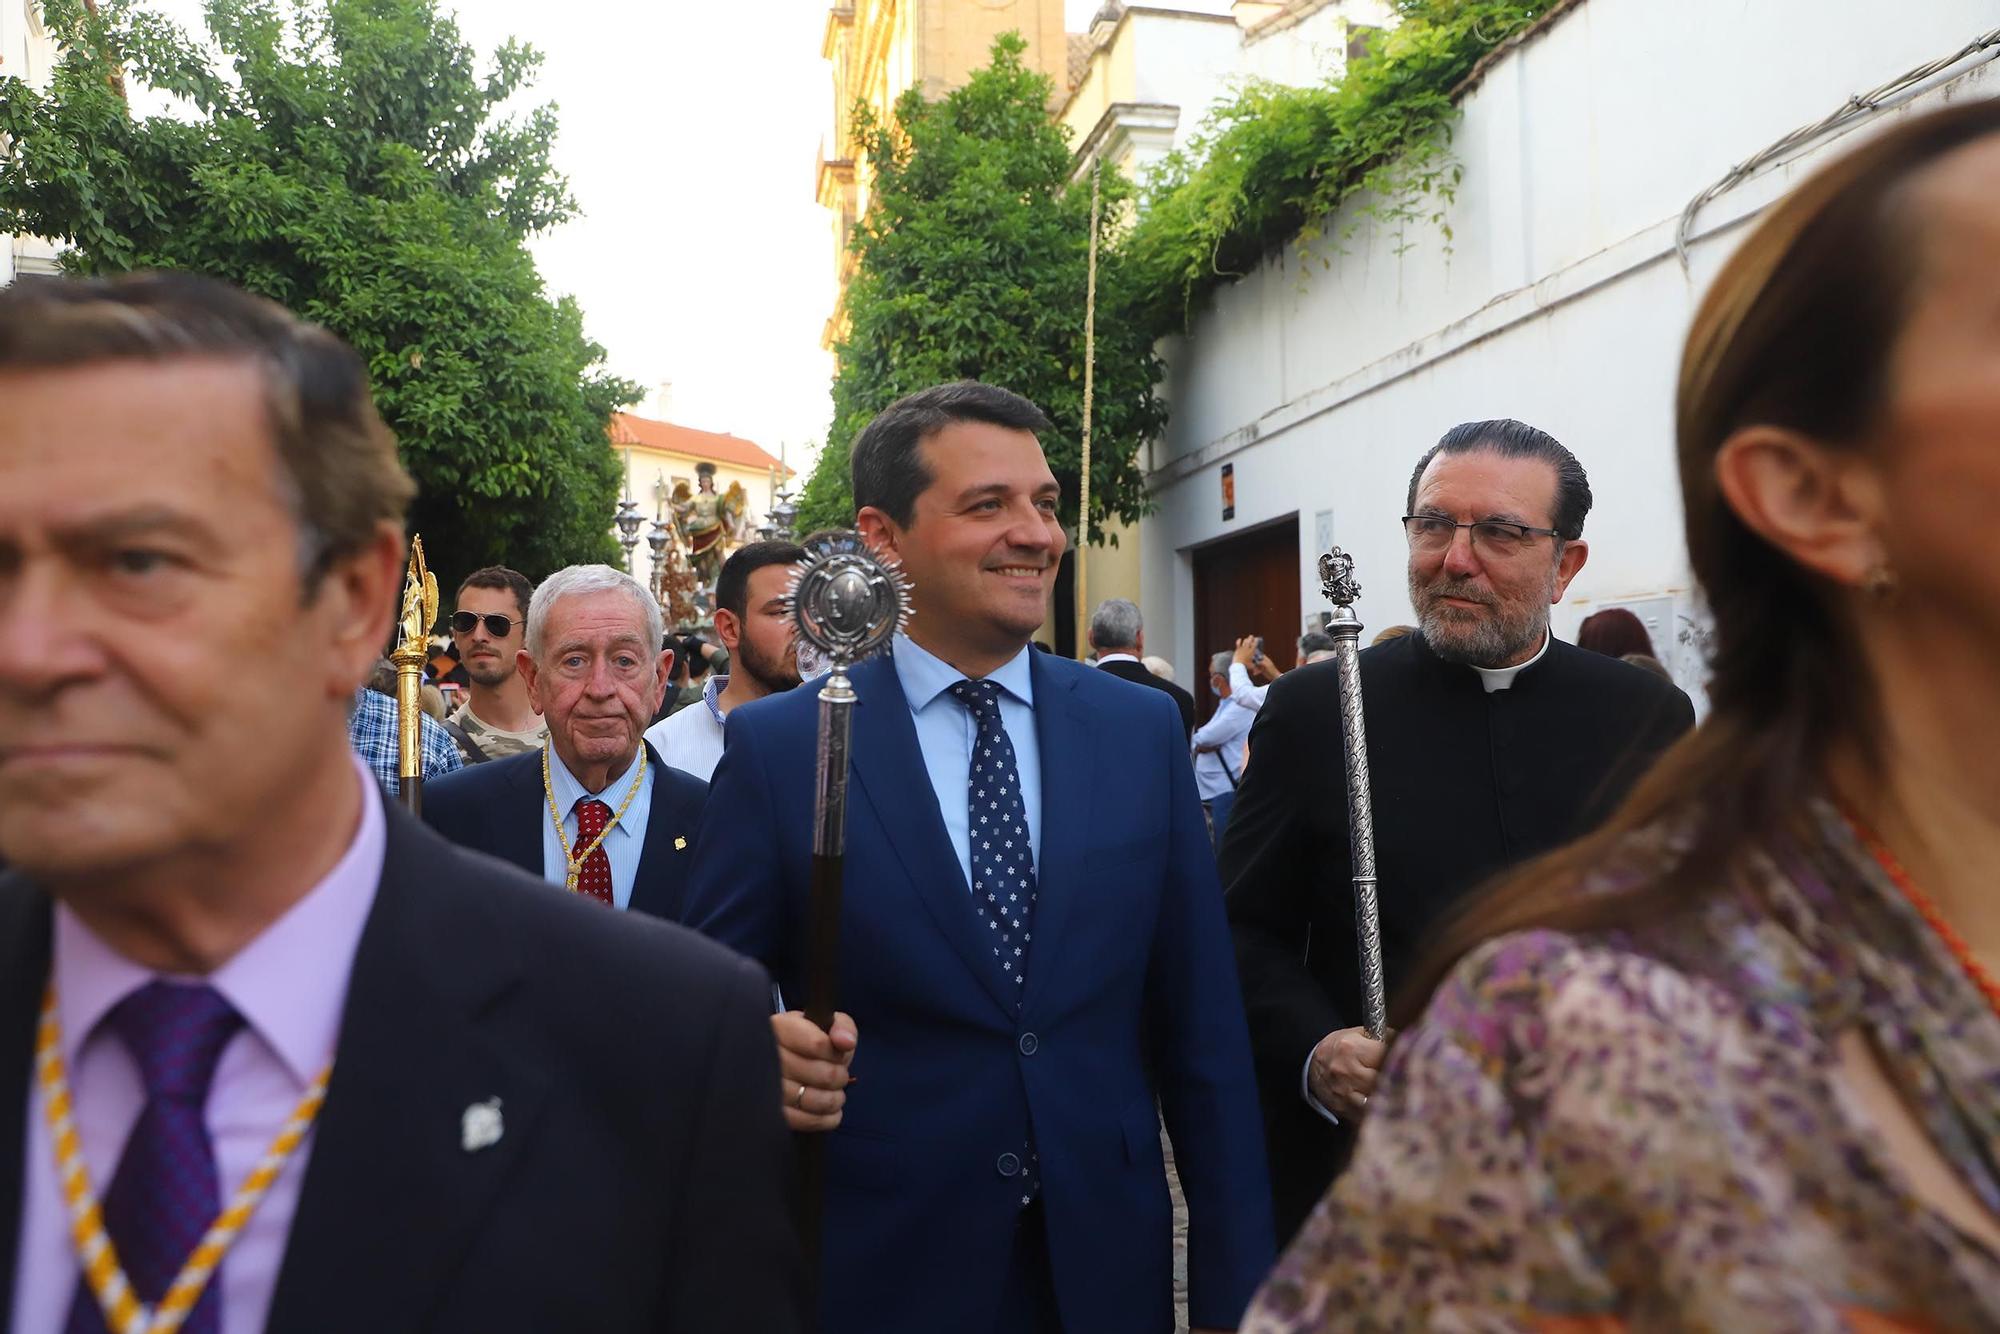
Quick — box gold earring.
[1861,562,1899,601]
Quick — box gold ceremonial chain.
[541,743,648,894]
[36,984,330,1334]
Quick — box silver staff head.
[786,531,912,674]
[1318,546,1363,634]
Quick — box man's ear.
[649,648,675,715]
[1714,425,1883,589]
[855,506,902,560]
[323,522,405,701]
[518,648,544,716]
[713,608,742,653]
[1551,538,1589,603]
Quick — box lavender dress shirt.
[10,756,385,1334]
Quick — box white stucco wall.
[1239,0,1394,86]
[1140,0,2000,707]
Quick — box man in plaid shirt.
[349,683,463,796]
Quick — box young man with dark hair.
[445,564,546,762]
[645,540,807,781]
[684,379,1273,1334]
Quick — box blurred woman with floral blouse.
[1244,98,2000,1332]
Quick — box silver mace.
[1318,547,1386,1040]
[784,531,910,1269]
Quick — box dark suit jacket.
[0,801,802,1334]
[1096,656,1197,744]
[421,741,706,920]
[1221,632,1695,1241]
[681,647,1275,1334]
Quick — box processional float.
[1318,547,1387,1040]
[391,535,438,815]
[783,531,911,1266]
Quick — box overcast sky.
[136,1,1112,468]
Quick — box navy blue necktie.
[949,679,1039,995]
[949,678,1042,1207]
[67,981,244,1334]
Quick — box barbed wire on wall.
[1676,26,2000,266]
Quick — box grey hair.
[526,564,664,662]
[1088,598,1143,651]
[1209,650,1233,678]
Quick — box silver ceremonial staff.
[1318,547,1387,1040]
[784,531,909,1268]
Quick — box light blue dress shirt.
[539,742,655,910]
[1190,695,1255,801]
[891,634,1042,892]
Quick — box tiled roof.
[1067,31,1096,89]
[607,412,792,475]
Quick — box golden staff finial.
[391,535,437,813]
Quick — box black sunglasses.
[450,610,524,638]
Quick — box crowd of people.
[1,99,1998,1333]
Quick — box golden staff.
[1074,161,1102,658]
[391,535,438,814]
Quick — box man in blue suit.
[425,565,707,919]
[682,382,1274,1333]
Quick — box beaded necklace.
[1847,814,2000,1019]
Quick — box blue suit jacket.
[682,649,1275,1333]
[422,741,708,920]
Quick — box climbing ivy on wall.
[1118,0,1565,335]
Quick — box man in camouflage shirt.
[445,566,548,762]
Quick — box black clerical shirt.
[1220,630,1695,1240]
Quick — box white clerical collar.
[1470,633,1550,693]
[1094,653,1141,667]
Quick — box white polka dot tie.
[948,679,1038,999]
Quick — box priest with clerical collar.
[1221,418,1698,1244]
[424,564,707,921]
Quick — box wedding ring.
[794,1082,809,1110]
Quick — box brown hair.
[1575,607,1655,659]
[458,565,535,621]
[0,271,414,589]
[1396,99,2000,1026]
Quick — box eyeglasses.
[450,610,523,638]
[1401,515,1564,556]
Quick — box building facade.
[817,0,1070,349]
[0,0,60,285]
[607,411,793,582]
[1135,0,2000,711]
[1058,0,1394,652]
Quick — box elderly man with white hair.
[424,564,710,919]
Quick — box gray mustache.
[1424,582,1495,606]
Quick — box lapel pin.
[461,1096,504,1153]
[674,836,688,851]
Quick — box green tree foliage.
[796,33,1166,543]
[1122,0,1561,333]
[0,0,636,586]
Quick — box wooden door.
[1191,516,1300,725]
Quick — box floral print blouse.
[1243,806,2000,1332]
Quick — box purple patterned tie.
[65,981,245,1334]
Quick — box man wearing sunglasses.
[1220,418,1696,1244]
[445,567,547,763]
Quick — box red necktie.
[571,798,615,905]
